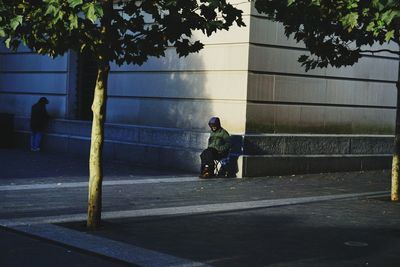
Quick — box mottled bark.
[392,155,399,201]
[391,79,400,201]
[87,64,109,229]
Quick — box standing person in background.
[30,97,49,151]
[199,117,231,178]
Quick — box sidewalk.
[1,148,400,267]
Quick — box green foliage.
[0,0,245,65]
[255,0,400,71]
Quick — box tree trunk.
[87,64,110,229]
[392,79,400,201]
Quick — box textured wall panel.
[108,71,248,100]
[0,53,68,72]
[246,103,395,134]
[111,44,249,72]
[250,17,304,48]
[106,97,247,132]
[249,11,400,58]
[0,45,31,53]
[248,73,396,107]
[0,93,66,117]
[0,73,68,94]
[0,47,70,118]
[249,45,398,81]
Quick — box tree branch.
[360,49,400,56]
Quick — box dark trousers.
[200,148,227,173]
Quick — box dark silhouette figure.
[30,97,49,151]
[199,117,231,178]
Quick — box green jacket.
[208,127,231,154]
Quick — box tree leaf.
[340,12,358,31]
[10,15,23,30]
[311,0,321,6]
[5,37,11,48]
[80,43,87,52]
[385,30,394,41]
[45,4,58,16]
[69,14,78,29]
[366,21,375,32]
[298,55,309,62]
[83,3,96,23]
[67,0,83,8]
[93,3,103,18]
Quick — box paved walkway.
[1,148,400,267]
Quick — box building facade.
[0,2,398,176]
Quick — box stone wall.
[0,46,75,119]
[246,5,399,134]
[241,134,392,176]
[12,117,393,177]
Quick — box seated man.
[199,117,231,178]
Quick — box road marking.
[0,177,201,191]
[11,223,211,267]
[0,191,389,227]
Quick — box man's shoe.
[199,172,211,179]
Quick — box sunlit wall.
[246,5,399,134]
[1,1,398,136]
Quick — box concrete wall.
[104,0,251,133]
[240,133,392,177]
[13,117,210,172]
[11,117,392,177]
[1,1,397,177]
[107,43,249,132]
[247,8,399,134]
[0,1,251,134]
